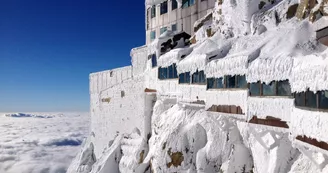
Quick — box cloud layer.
[0,112,90,173]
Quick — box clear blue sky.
[0,0,146,112]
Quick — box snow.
[247,97,294,122]
[145,0,182,7]
[205,89,248,112]
[0,112,90,173]
[157,47,193,68]
[290,107,328,143]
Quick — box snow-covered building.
[69,1,328,173]
[145,0,216,44]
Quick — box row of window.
[158,64,178,79]
[182,0,195,8]
[150,24,177,40]
[249,80,292,96]
[207,75,247,89]
[151,0,178,18]
[295,90,328,109]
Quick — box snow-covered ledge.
[205,89,248,112]
[290,107,328,143]
[247,97,294,122]
[178,84,206,102]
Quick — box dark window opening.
[295,89,328,110]
[277,80,292,96]
[172,24,177,32]
[160,1,168,15]
[250,82,261,96]
[151,6,156,18]
[158,64,178,80]
[319,91,328,109]
[179,72,190,84]
[263,82,276,96]
[192,70,206,84]
[172,0,178,10]
[249,80,292,97]
[151,54,157,67]
[237,75,247,88]
[226,75,236,88]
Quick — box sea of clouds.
[0,112,90,173]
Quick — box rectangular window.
[151,54,157,67]
[226,75,236,88]
[173,64,178,78]
[160,27,167,35]
[277,80,291,96]
[182,0,195,8]
[160,1,168,15]
[151,6,156,18]
[179,72,190,84]
[172,24,177,32]
[168,65,174,78]
[150,31,156,40]
[207,78,215,89]
[172,0,178,10]
[250,82,261,96]
[262,82,276,96]
[189,0,195,6]
[319,91,328,109]
[295,92,306,107]
[237,75,247,88]
[305,90,317,108]
[216,78,224,88]
[192,71,206,84]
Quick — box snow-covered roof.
[157,47,193,68]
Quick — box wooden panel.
[297,135,328,151]
[248,116,289,128]
[206,105,244,115]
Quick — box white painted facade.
[145,0,215,44]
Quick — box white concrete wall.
[131,46,148,77]
[146,0,215,44]
[90,68,148,157]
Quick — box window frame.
[151,54,157,68]
[160,1,168,15]
[179,72,191,84]
[249,80,292,97]
[160,27,167,35]
[171,24,177,32]
[191,70,206,85]
[206,75,248,90]
[158,63,178,80]
[295,90,328,111]
[151,5,156,18]
[172,0,178,10]
[150,31,156,40]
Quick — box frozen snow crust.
[69,0,328,172]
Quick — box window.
[160,27,167,35]
[206,75,247,90]
[172,24,177,32]
[305,90,317,108]
[226,75,236,88]
[151,6,156,18]
[319,91,328,109]
[192,70,206,84]
[207,77,224,89]
[151,54,157,67]
[237,75,247,88]
[250,82,261,96]
[150,31,156,40]
[294,90,328,110]
[158,64,178,80]
[263,82,275,96]
[172,0,178,10]
[249,80,292,97]
[179,72,190,84]
[277,80,292,96]
[160,1,168,15]
[182,0,195,8]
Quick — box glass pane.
[199,71,206,84]
[250,82,260,96]
[277,80,291,96]
[216,78,224,88]
[295,92,305,107]
[192,71,198,84]
[173,64,178,78]
[319,91,328,109]
[263,82,275,96]
[305,90,317,108]
[226,75,236,88]
[151,54,157,67]
[186,72,190,83]
[207,78,215,89]
[160,1,168,15]
[179,73,184,83]
[190,0,195,6]
[168,65,174,78]
[182,0,189,8]
[151,6,156,18]
[172,24,177,32]
[160,27,167,35]
[237,75,247,88]
[150,31,156,40]
[172,0,178,10]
